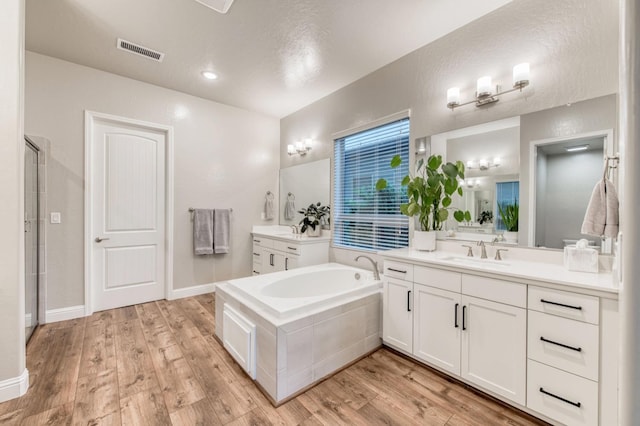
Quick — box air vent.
[117,38,165,62]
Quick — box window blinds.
[333,118,410,251]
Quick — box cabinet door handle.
[540,299,582,310]
[407,290,412,312]
[270,253,274,266]
[539,387,581,408]
[454,303,459,328]
[388,268,407,274]
[462,305,467,330]
[540,336,582,352]
[285,258,289,271]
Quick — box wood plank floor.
[0,294,548,425]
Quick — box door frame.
[84,111,174,316]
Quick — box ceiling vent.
[194,0,236,14]
[117,38,165,62]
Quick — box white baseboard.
[0,369,29,403]
[45,305,86,323]
[169,283,216,300]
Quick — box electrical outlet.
[50,212,61,224]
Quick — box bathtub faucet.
[355,255,380,280]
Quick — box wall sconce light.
[447,63,530,110]
[466,157,501,171]
[465,179,480,189]
[288,138,313,156]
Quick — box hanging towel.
[193,209,214,255]
[284,193,296,220]
[581,178,619,238]
[213,208,231,254]
[264,192,275,220]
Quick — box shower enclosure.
[25,138,40,342]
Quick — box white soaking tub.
[215,263,382,405]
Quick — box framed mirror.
[279,158,331,226]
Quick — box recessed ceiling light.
[201,71,218,80]
[565,145,589,152]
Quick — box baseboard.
[45,305,86,323]
[169,283,216,300]
[0,369,29,403]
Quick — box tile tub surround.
[215,267,382,405]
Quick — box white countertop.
[252,225,331,244]
[379,248,618,297]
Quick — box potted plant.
[298,202,330,237]
[498,201,518,243]
[376,154,471,251]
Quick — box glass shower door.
[25,140,39,342]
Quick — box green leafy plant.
[498,202,519,232]
[478,210,493,225]
[375,154,471,232]
[298,202,330,233]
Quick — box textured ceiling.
[25,0,511,118]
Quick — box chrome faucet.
[477,240,488,259]
[290,225,299,234]
[355,255,380,280]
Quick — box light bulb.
[477,76,492,96]
[447,87,460,106]
[513,63,530,88]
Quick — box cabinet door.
[382,277,413,353]
[262,249,284,273]
[461,295,526,405]
[284,255,298,271]
[413,284,461,375]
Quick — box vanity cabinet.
[251,234,328,275]
[383,261,527,405]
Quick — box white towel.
[284,198,296,220]
[581,178,619,238]
[193,209,214,255]
[265,193,275,220]
[213,208,231,254]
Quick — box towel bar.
[189,207,233,212]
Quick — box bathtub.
[215,263,382,405]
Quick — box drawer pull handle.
[388,268,407,274]
[539,387,581,408]
[540,299,582,310]
[287,246,297,250]
[462,305,467,330]
[253,252,260,256]
[253,239,261,243]
[540,336,582,352]
[454,303,459,328]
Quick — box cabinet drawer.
[527,359,598,426]
[252,236,274,248]
[461,275,526,308]
[529,286,599,325]
[528,310,599,381]
[252,249,262,264]
[273,240,301,255]
[383,260,414,281]
[414,266,461,293]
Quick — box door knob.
[95,237,110,243]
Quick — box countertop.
[252,225,331,244]
[379,248,619,297]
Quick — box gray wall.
[25,52,281,310]
[280,0,618,262]
[520,94,618,245]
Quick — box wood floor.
[0,294,548,425]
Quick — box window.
[333,117,410,251]
[495,181,519,231]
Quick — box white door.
[461,295,526,405]
[90,117,166,312]
[382,277,413,353]
[413,284,461,375]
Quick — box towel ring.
[265,191,274,200]
[288,192,295,200]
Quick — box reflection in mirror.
[279,159,330,226]
[530,131,613,252]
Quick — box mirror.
[428,94,618,252]
[279,158,331,225]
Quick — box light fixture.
[565,145,589,152]
[465,179,480,189]
[446,63,530,110]
[466,157,501,171]
[288,139,313,156]
[201,70,218,80]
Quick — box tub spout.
[355,255,380,280]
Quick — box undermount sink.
[436,254,510,267]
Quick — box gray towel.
[193,209,214,255]
[581,178,619,238]
[214,208,231,254]
[284,198,296,220]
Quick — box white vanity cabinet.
[251,234,328,275]
[383,262,527,405]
